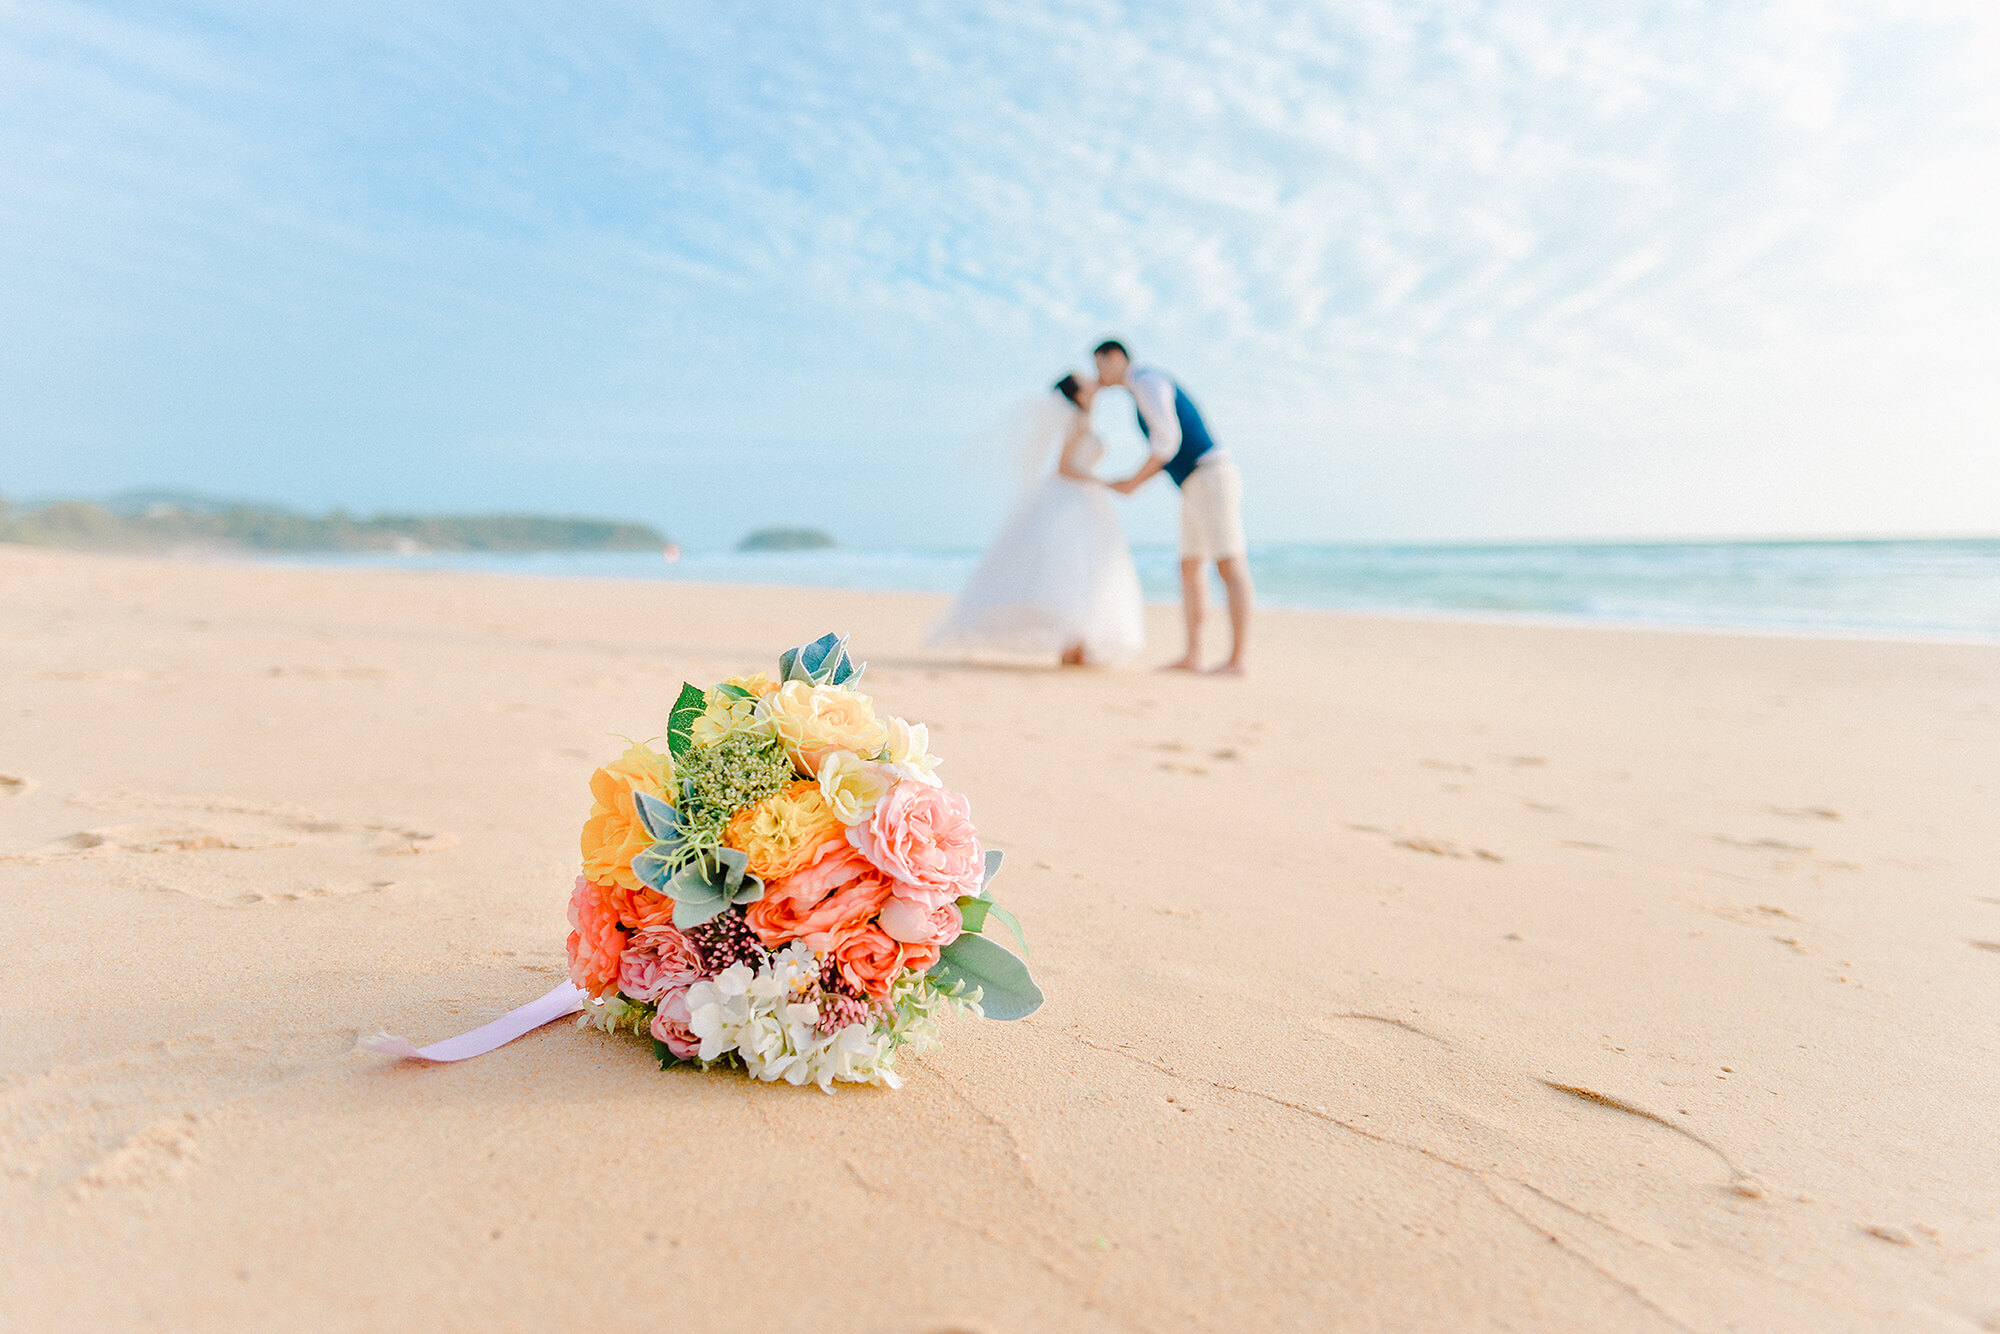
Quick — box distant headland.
[0,491,669,554]
[737,526,838,552]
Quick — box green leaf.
[632,789,680,840]
[957,896,991,933]
[671,895,729,929]
[984,902,1030,959]
[979,848,1003,896]
[653,1037,679,1069]
[929,933,1042,1021]
[778,632,865,686]
[666,851,763,929]
[713,682,754,701]
[665,682,708,760]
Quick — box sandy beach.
[2,543,1996,1332]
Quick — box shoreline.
[8,540,1999,649]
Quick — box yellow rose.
[883,717,942,786]
[816,748,893,824]
[580,743,675,891]
[723,780,843,881]
[691,694,762,748]
[756,680,889,777]
[721,672,779,699]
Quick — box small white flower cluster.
[685,944,902,1092]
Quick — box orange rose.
[565,877,626,999]
[723,781,843,881]
[746,840,893,953]
[831,924,937,999]
[607,883,676,933]
[580,743,675,891]
[565,877,677,1001]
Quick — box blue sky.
[3,0,1996,547]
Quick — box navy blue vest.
[1133,378,1218,488]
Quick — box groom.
[1096,340,1253,675]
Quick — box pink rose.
[649,984,700,1061]
[878,895,963,949]
[618,921,706,1002]
[847,781,983,912]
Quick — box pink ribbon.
[359,981,587,1062]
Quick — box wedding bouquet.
[566,632,1041,1090]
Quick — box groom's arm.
[1113,370,1180,493]
[1110,455,1166,495]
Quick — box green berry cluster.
[674,731,796,851]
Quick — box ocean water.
[277,538,2000,641]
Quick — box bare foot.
[1158,656,1202,672]
[1207,661,1247,678]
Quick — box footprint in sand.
[1393,835,1504,863]
[1714,834,1814,853]
[0,790,458,904]
[0,1034,322,1190]
[0,774,31,799]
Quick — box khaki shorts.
[1178,455,1246,562]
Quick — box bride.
[928,374,1146,666]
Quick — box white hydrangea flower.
[682,943,903,1092]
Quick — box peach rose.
[831,924,937,999]
[879,895,963,949]
[580,743,676,891]
[723,781,843,881]
[565,876,627,999]
[757,680,889,777]
[847,781,983,912]
[746,839,894,953]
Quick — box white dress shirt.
[1127,366,1182,461]
[1128,366,1226,464]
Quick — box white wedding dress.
[929,419,1146,664]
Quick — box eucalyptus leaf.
[632,790,681,841]
[629,791,694,892]
[980,848,1004,896]
[631,845,675,894]
[711,845,752,885]
[777,632,865,687]
[665,682,708,759]
[984,902,1030,959]
[665,850,764,929]
[671,895,729,929]
[929,933,1042,1021]
[668,860,726,909]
